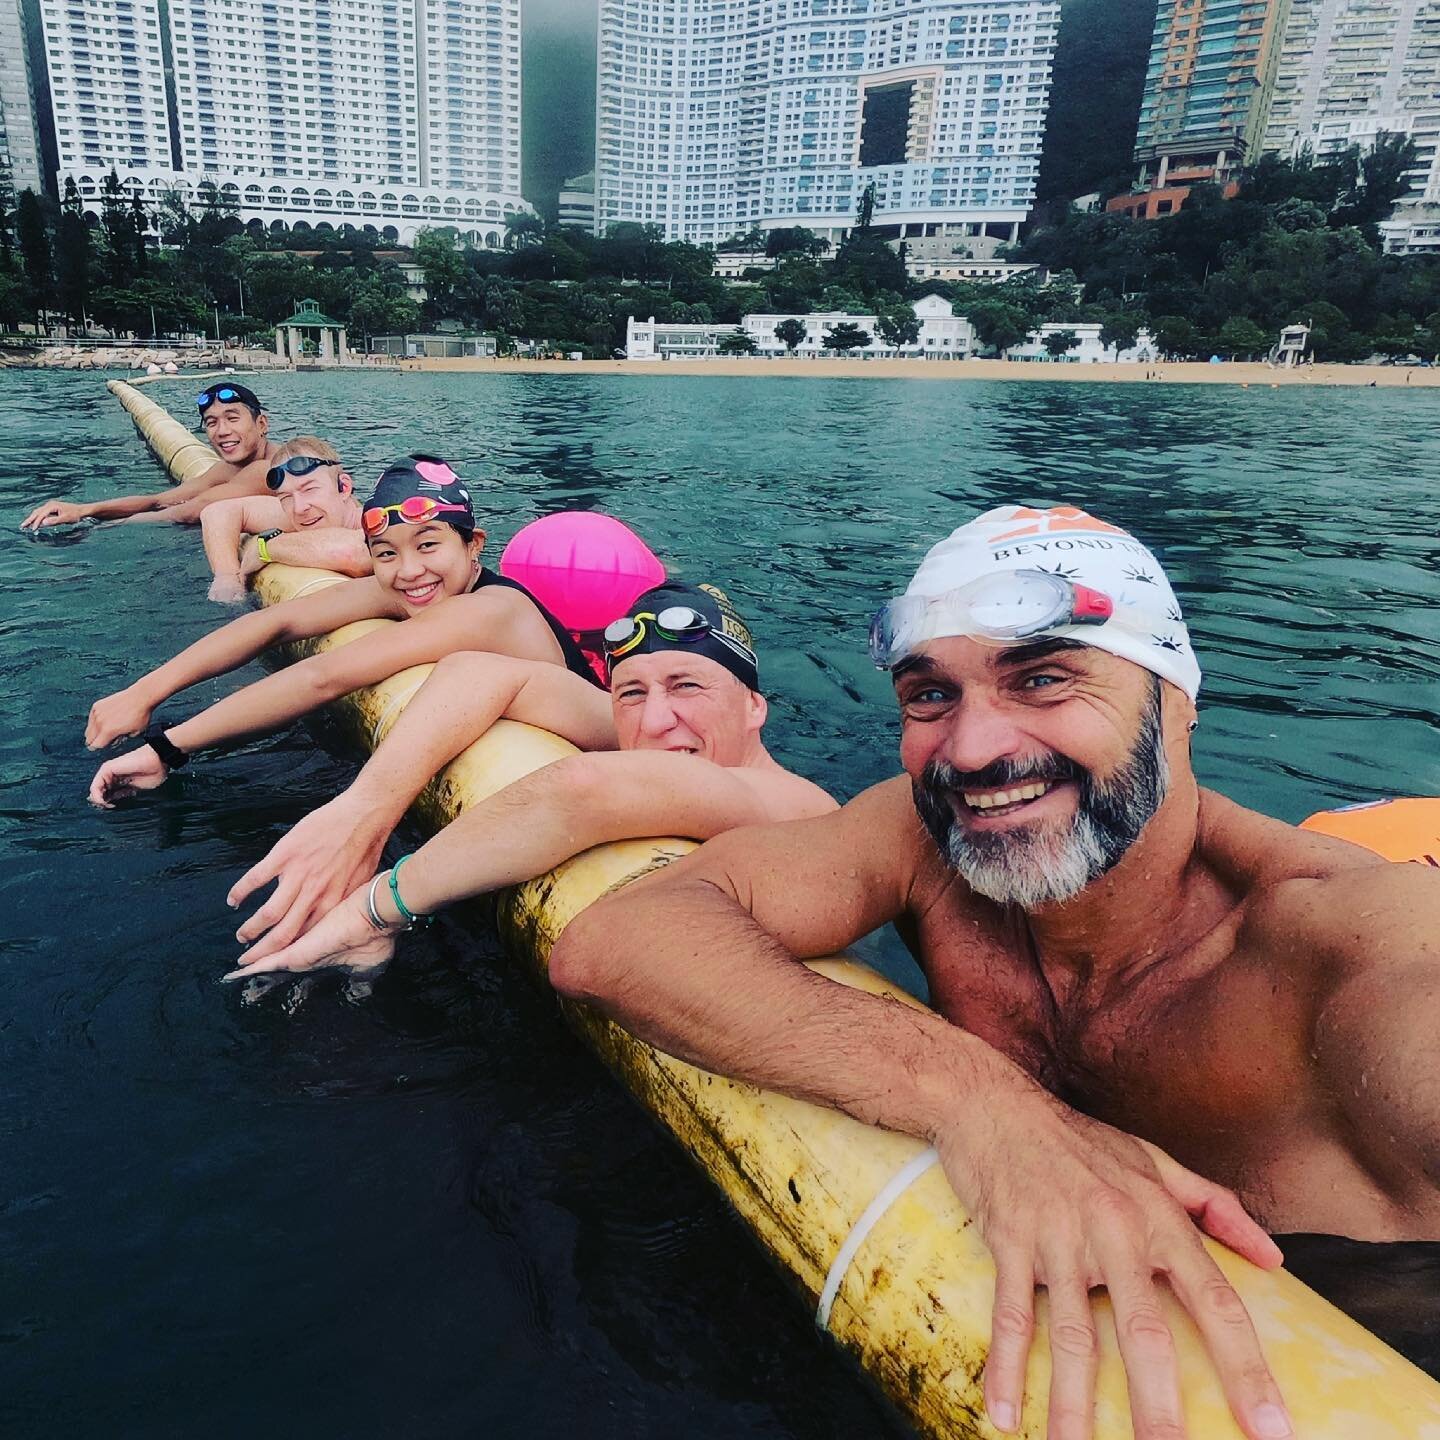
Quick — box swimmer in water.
[219,582,835,975]
[201,437,370,604]
[551,504,1440,1438]
[85,455,604,806]
[20,383,281,531]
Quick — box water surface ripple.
[2,371,1436,1436]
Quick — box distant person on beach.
[217,581,835,973]
[20,382,280,532]
[550,504,1440,1438]
[202,436,369,604]
[84,455,603,805]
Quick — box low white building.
[625,294,975,361]
[907,259,1049,284]
[370,332,497,359]
[712,251,778,280]
[1005,322,1156,363]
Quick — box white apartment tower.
[1262,0,1440,250]
[595,0,1061,245]
[42,0,174,176]
[40,0,527,245]
[0,0,45,194]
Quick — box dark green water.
[3,371,1438,1435]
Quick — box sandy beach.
[398,355,1440,387]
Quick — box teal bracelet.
[387,855,431,928]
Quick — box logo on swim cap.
[697,584,755,654]
[895,504,1202,700]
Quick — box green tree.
[16,188,51,324]
[100,169,135,285]
[774,316,807,352]
[821,321,871,353]
[0,162,14,263]
[1098,311,1142,358]
[1215,315,1268,358]
[966,299,1032,355]
[876,305,920,350]
[55,178,90,327]
[129,185,150,273]
[764,225,830,259]
[504,212,545,249]
[1150,314,1200,359]
[349,274,420,340]
[1042,328,1081,359]
[413,227,466,318]
[718,330,758,355]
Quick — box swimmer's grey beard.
[912,679,1169,908]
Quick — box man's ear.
[337,470,353,495]
[747,687,768,733]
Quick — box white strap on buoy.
[815,1145,940,1331]
[369,680,426,748]
[290,576,346,599]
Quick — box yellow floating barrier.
[109,379,1440,1438]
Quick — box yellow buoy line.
[107,378,1440,1438]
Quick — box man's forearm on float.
[258,529,371,577]
[549,877,1030,1141]
[201,500,249,580]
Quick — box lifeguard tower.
[1268,322,1310,368]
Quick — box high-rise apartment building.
[595,0,1062,246]
[42,0,174,176]
[1263,0,1440,253]
[0,0,45,194]
[40,0,527,246]
[1110,0,1293,220]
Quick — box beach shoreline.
[396,356,1440,387]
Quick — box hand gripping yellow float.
[109,379,1440,1439]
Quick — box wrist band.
[364,875,389,933]
[255,535,274,565]
[387,855,431,928]
[142,723,190,770]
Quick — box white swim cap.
[893,505,1202,700]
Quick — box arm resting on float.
[202,496,285,580]
[162,594,479,755]
[397,751,827,919]
[252,528,371,578]
[227,651,617,954]
[85,576,390,747]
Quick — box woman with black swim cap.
[85,454,603,807]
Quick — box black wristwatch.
[142,724,190,770]
[256,528,284,543]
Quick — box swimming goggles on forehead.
[196,385,243,410]
[869,569,1115,670]
[362,495,472,538]
[266,455,336,490]
[603,606,713,659]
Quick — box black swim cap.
[607,581,760,693]
[363,454,476,539]
[196,382,262,419]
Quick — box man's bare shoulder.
[1199,789,1436,975]
[727,763,837,822]
[1197,788,1388,890]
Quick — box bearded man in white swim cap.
[870,504,1201,910]
[553,504,1440,1439]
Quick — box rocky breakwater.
[0,345,288,371]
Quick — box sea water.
[3,370,1438,1433]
